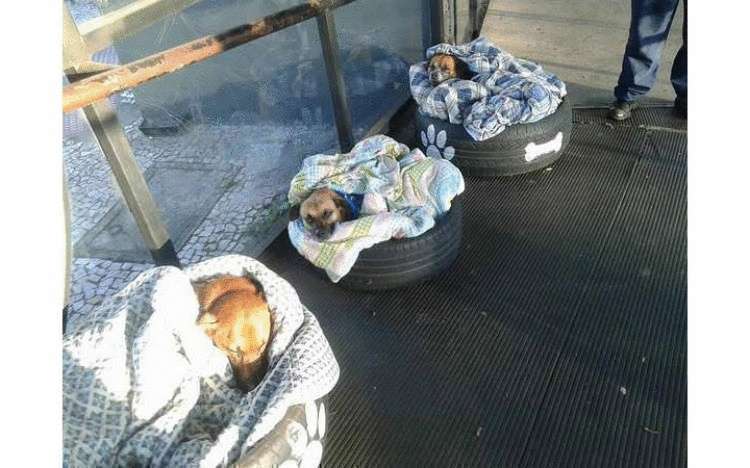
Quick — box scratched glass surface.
[62,0,329,317]
[334,0,430,139]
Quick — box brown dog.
[194,275,272,391]
[427,53,472,86]
[290,187,354,240]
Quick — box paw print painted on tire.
[280,400,327,468]
[421,124,455,160]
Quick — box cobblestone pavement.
[66,258,152,332]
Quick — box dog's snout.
[430,71,448,85]
[313,227,333,240]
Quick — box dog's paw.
[420,124,455,160]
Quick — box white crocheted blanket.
[63,255,339,467]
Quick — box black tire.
[234,397,329,468]
[336,197,463,291]
[415,98,572,177]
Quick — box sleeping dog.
[289,187,363,240]
[193,275,272,392]
[427,53,472,86]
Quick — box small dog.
[289,187,361,240]
[193,275,272,391]
[427,53,472,86]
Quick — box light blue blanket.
[409,37,567,141]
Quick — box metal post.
[475,0,490,38]
[316,9,355,152]
[469,0,478,39]
[82,101,181,266]
[64,5,181,268]
[433,0,455,44]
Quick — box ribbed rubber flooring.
[259,107,686,467]
[573,106,687,132]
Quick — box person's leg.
[671,0,687,116]
[612,0,681,116]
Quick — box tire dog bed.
[335,196,463,291]
[416,97,572,177]
[235,398,329,468]
[63,255,339,467]
[288,135,464,284]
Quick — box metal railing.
[64,0,357,113]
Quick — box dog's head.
[195,275,272,391]
[291,188,350,240]
[428,53,469,86]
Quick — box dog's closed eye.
[323,209,332,219]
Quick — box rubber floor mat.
[573,106,687,132]
[259,107,687,467]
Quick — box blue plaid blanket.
[409,37,567,141]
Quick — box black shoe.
[608,100,637,121]
[674,96,687,119]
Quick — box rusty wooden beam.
[63,0,356,113]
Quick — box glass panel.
[333,0,432,139]
[63,0,337,319]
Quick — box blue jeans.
[614,0,687,102]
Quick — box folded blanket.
[288,135,464,282]
[409,37,567,141]
[63,255,339,467]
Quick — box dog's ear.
[455,58,470,79]
[196,312,218,333]
[245,275,267,302]
[288,204,300,221]
[333,195,351,220]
